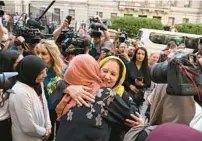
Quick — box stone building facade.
[3,0,202,26]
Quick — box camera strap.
[172,59,202,100]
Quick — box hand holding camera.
[61,16,72,29]
[135,77,144,87]
[120,48,130,61]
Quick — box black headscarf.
[0,50,21,73]
[17,55,47,87]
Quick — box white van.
[138,28,202,54]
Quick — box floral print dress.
[56,87,136,141]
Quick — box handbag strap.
[172,59,202,100]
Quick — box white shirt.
[9,81,51,141]
[0,93,9,121]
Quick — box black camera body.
[89,17,107,38]
[0,72,18,90]
[119,31,128,43]
[151,51,202,97]
[57,28,91,57]
[137,77,143,81]
[13,1,55,44]
[89,17,99,23]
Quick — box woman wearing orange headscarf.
[55,54,136,141]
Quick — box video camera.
[0,72,18,90]
[151,51,202,98]
[89,17,99,23]
[57,26,91,57]
[89,16,107,38]
[13,1,55,44]
[119,31,128,43]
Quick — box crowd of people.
[0,14,202,141]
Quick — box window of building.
[40,7,45,15]
[184,0,191,8]
[69,9,75,20]
[53,8,60,24]
[111,13,117,18]
[168,17,175,26]
[96,12,103,18]
[153,16,162,21]
[171,0,177,7]
[156,0,163,6]
[183,18,189,23]
[138,15,147,18]
[124,14,133,16]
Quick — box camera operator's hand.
[0,89,3,94]
[63,85,95,107]
[53,19,69,41]
[135,79,144,87]
[129,85,139,94]
[62,19,69,29]
[120,48,130,62]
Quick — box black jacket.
[56,87,137,141]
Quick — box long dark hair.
[132,47,149,70]
[132,47,150,86]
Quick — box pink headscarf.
[56,54,103,119]
[64,54,103,94]
[146,123,202,141]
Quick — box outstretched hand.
[125,113,144,128]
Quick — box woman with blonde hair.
[35,40,67,141]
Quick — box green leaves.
[110,16,163,38]
[176,23,202,35]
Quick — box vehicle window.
[149,32,185,45]
[149,32,166,44]
[184,37,198,50]
[164,35,184,45]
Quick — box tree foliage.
[176,23,202,35]
[110,16,163,38]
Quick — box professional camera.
[57,28,91,56]
[119,31,128,43]
[13,1,55,44]
[151,51,202,97]
[0,72,18,90]
[13,25,44,44]
[89,17,99,24]
[89,16,107,38]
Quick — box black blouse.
[124,61,151,90]
[56,87,137,141]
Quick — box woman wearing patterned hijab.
[9,55,51,141]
